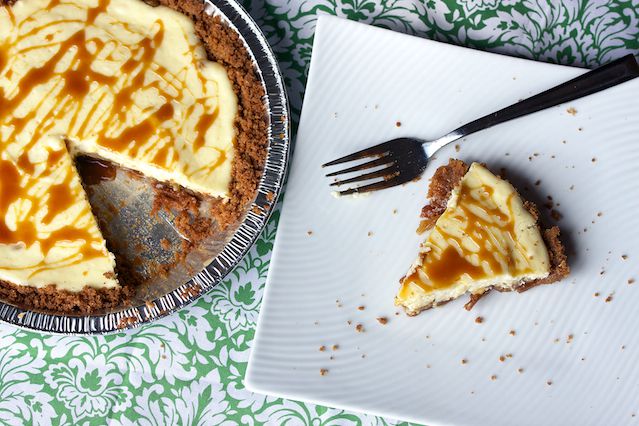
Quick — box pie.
[396,160,569,316]
[0,0,267,312]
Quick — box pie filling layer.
[396,162,551,314]
[0,135,117,291]
[0,0,238,293]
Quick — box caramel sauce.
[40,227,103,260]
[210,148,227,170]
[41,176,75,224]
[405,246,486,290]
[0,0,227,266]
[46,148,65,168]
[0,46,7,72]
[410,182,532,292]
[75,156,116,186]
[0,159,33,245]
[193,107,220,151]
[151,143,172,167]
[155,102,175,121]
[16,153,35,175]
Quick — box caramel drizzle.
[0,153,104,269]
[406,184,533,291]
[0,0,227,272]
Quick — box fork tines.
[322,139,419,196]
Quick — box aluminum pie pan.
[0,0,290,334]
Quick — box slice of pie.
[0,0,267,312]
[396,160,569,316]
[0,135,118,290]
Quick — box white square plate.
[246,15,639,426]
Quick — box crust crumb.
[117,315,138,329]
[159,238,171,250]
[465,292,486,310]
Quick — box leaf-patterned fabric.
[1,0,637,424]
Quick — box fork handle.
[432,54,639,149]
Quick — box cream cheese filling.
[396,163,550,313]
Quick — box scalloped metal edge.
[0,0,290,334]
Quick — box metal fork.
[323,54,639,196]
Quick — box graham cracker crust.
[0,0,268,314]
[0,279,134,314]
[152,0,268,229]
[409,159,570,315]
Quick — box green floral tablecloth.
[2,1,637,425]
